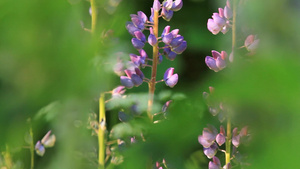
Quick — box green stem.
[147,8,159,122]
[98,93,106,169]
[225,117,231,165]
[29,123,34,169]
[225,0,237,166]
[90,0,97,34]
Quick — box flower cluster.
[120,0,186,89]
[207,0,232,35]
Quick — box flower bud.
[148,34,157,46]
[153,0,161,12]
[162,100,172,112]
[162,26,171,37]
[166,51,177,61]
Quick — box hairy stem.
[90,0,97,34]
[98,93,106,169]
[147,9,159,122]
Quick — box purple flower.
[172,40,187,54]
[120,68,144,88]
[208,156,221,169]
[163,0,173,10]
[216,125,226,146]
[171,0,183,11]
[131,38,145,50]
[112,86,126,97]
[170,36,184,48]
[161,7,173,21]
[205,50,227,72]
[232,127,240,147]
[198,125,218,148]
[203,142,218,159]
[207,6,231,35]
[126,22,140,36]
[163,67,178,88]
[35,141,45,156]
[244,35,260,53]
[41,130,56,148]
[153,0,161,12]
[162,33,174,45]
[134,31,146,43]
[164,46,177,60]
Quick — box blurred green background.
[0,0,300,168]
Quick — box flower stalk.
[147,9,159,122]
[98,93,106,169]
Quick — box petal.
[120,76,134,88]
[162,33,174,45]
[134,31,146,43]
[207,19,221,35]
[172,40,187,54]
[224,5,232,19]
[171,0,183,11]
[161,7,173,21]
[198,135,214,148]
[164,67,174,81]
[165,73,178,88]
[216,133,226,146]
[205,56,220,72]
[170,36,184,48]
[166,51,177,61]
[216,56,226,70]
[131,38,145,50]
[131,74,143,86]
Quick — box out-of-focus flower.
[41,130,56,148]
[112,86,126,97]
[244,34,260,53]
[204,142,218,159]
[120,68,144,88]
[35,141,45,156]
[209,156,221,169]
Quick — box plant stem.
[147,8,159,122]
[29,122,34,169]
[225,117,231,165]
[225,0,237,165]
[90,0,97,34]
[98,93,106,169]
